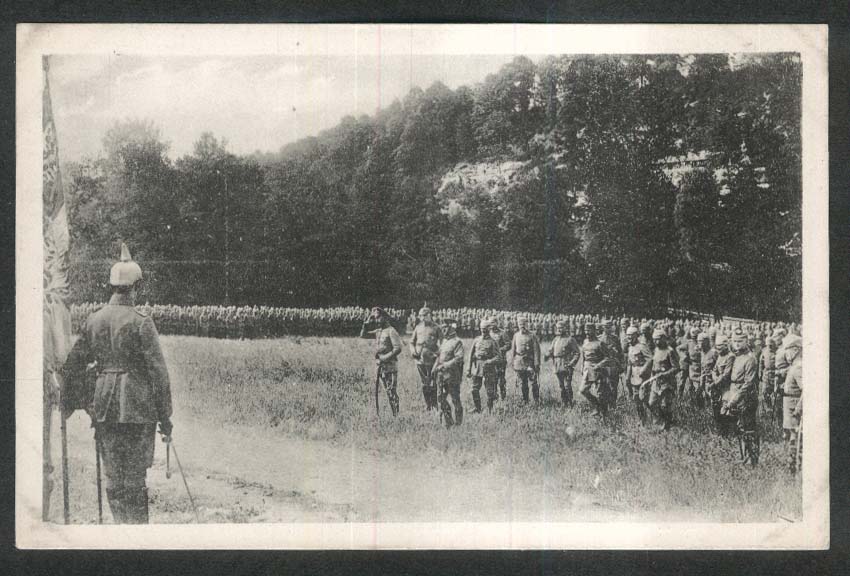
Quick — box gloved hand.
[159,418,173,438]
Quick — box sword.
[167,437,200,522]
[95,430,103,524]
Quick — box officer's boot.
[531,379,540,404]
[486,395,494,414]
[471,389,482,413]
[124,487,149,524]
[422,386,431,410]
[520,376,530,404]
[106,488,125,524]
[455,403,463,426]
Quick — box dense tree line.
[64,53,801,320]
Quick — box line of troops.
[71,301,791,345]
[364,306,804,473]
[70,303,410,339]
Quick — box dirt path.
[50,408,642,524]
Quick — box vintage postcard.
[16,24,828,549]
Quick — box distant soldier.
[511,316,542,404]
[409,306,443,411]
[598,319,622,406]
[679,327,701,402]
[466,319,501,413]
[545,320,581,406]
[579,323,612,417]
[648,329,679,430]
[490,322,512,401]
[360,306,402,417]
[625,326,653,423]
[721,332,760,465]
[61,244,173,523]
[710,334,735,434]
[433,320,465,427]
[695,332,715,408]
[759,335,779,424]
[780,335,803,474]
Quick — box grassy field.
[150,334,801,523]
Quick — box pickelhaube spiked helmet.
[109,242,143,287]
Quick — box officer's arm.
[59,330,91,412]
[640,349,654,379]
[466,340,477,376]
[379,329,403,362]
[741,357,758,394]
[567,339,581,367]
[409,327,419,358]
[139,317,173,423]
[442,341,464,370]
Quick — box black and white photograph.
[16,24,829,549]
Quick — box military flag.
[42,55,72,522]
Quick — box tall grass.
[163,335,801,522]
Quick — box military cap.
[697,332,709,342]
[652,328,665,339]
[371,306,387,317]
[715,334,729,347]
[555,320,566,331]
[626,326,639,336]
[480,318,492,330]
[109,243,143,287]
[419,306,432,317]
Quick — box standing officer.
[466,319,501,413]
[579,322,612,417]
[544,320,581,406]
[62,244,173,524]
[360,306,402,417]
[710,334,735,434]
[759,334,779,424]
[696,332,715,408]
[780,335,803,474]
[648,329,680,430]
[511,316,542,404]
[625,326,653,423]
[599,319,622,406]
[433,320,465,427]
[409,306,443,411]
[721,332,760,465]
[492,319,513,401]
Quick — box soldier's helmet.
[620,318,630,326]
[419,306,432,318]
[555,320,566,333]
[109,243,143,287]
[697,332,709,342]
[517,316,528,327]
[715,334,729,349]
[480,318,492,331]
[652,328,665,340]
[626,326,639,336]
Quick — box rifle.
[374,364,381,421]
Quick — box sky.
[48,54,518,163]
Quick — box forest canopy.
[64,53,802,320]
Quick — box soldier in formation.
[466,319,501,413]
[62,244,173,523]
[433,320,465,427]
[625,325,653,423]
[579,322,612,417]
[511,316,542,404]
[409,306,443,411]
[780,334,803,474]
[360,306,402,417]
[544,320,580,406]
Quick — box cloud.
[49,54,515,161]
